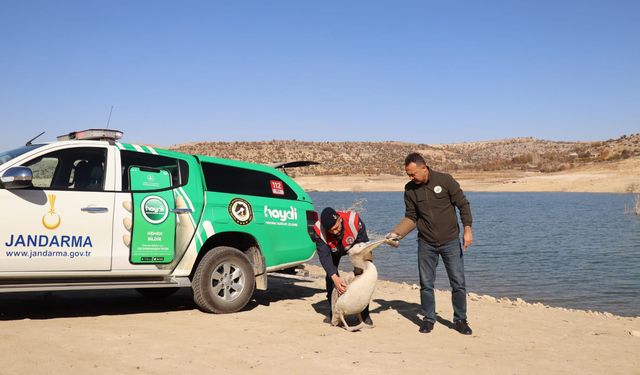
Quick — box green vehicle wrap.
[115,142,316,271]
[196,155,316,268]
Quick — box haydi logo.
[141,196,169,224]
[264,205,298,222]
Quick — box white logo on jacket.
[434,186,442,194]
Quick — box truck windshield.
[0,144,44,166]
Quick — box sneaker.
[454,319,473,335]
[419,320,434,333]
[323,316,332,324]
[363,316,375,328]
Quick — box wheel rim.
[210,261,245,302]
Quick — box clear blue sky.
[1,0,638,149]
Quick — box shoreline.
[301,265,638,319]
[293,157,640,193]
[1,264,637,374]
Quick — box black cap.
[320,207,339,229]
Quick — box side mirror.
[1,167,33,189]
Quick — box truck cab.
[0,129,317,313]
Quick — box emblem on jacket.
[434,186,442,194]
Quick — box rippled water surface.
[308,192,640,317]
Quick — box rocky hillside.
[170,133,640,176]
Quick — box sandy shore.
[295,157,640,193]
[0,264,638,375]
[1,158,638,374]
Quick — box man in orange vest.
[313,207,374,326]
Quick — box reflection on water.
[308,192,640,317]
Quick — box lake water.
[307,192,640,317]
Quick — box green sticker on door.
[141,196,169,224]
[129,167,175,264]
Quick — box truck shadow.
[0,277,325,320]
[0,289,196,320]
[250,276,324,308]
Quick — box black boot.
[419,319,434,333]
[361,306,374,327]
[454,319,473,335]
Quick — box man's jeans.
[418,237,467,323]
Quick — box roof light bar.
[57,129,124,142]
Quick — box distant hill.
[170,133,640,176]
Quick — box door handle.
[171,208,193,214]
[81,207,109,213]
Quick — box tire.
[136,287,180,299]
[192,246,256,314]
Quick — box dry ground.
[0,265,638,375]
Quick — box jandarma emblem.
[229,198,253,225]
[42,194,61,230]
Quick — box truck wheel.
[192,246,255,313]
[136,287,180,298]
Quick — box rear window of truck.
[201,162,298,200]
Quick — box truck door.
[128,166,176,264]
[0,146,114,271]
[114,148,202,270]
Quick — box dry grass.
[169,133,640,176]
[625,194,640,216]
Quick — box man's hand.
[384,232,401,248]
[331,274,347,294]
[463,226,473,251]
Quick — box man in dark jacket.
[387,152,474,335]
[313,207,374,326]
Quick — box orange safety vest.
[313,211,361,252]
